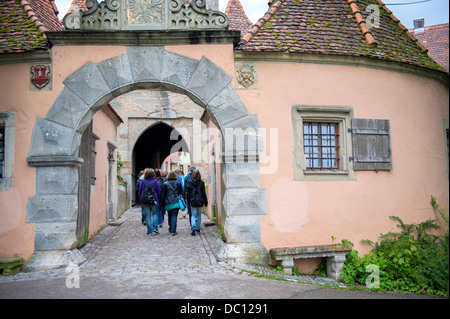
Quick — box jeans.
[167,209,179,234]
[158,204,164,225]
[190,206,202,231]
[143,204,159,234]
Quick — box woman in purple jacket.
[138,169,162,236]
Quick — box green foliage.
[117,152,126,186]
[341,196,449,296]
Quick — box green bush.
[341,196,449,296]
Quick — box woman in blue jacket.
[138,169,162,236]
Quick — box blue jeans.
[190,206,202,231]
[167,209,179,233]
[143,204,159,234]
[158,205,164,225]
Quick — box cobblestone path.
[80,207,221,277]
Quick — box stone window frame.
[444,119,449,180]
[292,105,356,181]
[0,112,15,190]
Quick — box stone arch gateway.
[25,46,268,270]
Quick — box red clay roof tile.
[409,23,449,71]
[240,0,446,73]
[225,0,253,36]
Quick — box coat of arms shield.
[31,65,50,89]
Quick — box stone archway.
[26,46,268,270]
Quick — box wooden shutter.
[351,119,392,171]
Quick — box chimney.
[413,18,425,33]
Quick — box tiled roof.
[240,0,447,73]
[409,23,449,71]
[0,0,62,54]
[225,0,253,35]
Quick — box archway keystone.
[26,47,268,270]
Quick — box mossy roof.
[240,0,447,73]
[0,0,61,54]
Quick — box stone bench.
[0,257,24,276]
[269,244,352,280]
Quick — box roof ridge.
[240,0,283,45]
[20,0,48,34]
[375,0,428,53]
[347,0,377,46]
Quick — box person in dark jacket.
[155,169,165,227]
[161,171,183,236]
[186,169,208,236]
[138,169,162,236]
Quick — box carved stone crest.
[127,0,164,25]
[236,63,257,89]
[63,0,229,30]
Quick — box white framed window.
[0,112,15,190]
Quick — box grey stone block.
[222,162,260,189]
[63,61,112,109]
[26,194,78,223]
[185,56,232,104]
[208,84,249,126]
[224,215,262,244]
[160,50,199,88]
[28,119,81,157]
[127,46,165,83]
[45,87,91,132]
[35,166,79,195]
[34,222,78,251]
[222,114,264,156]
[223,188,268,216]
[97,53,134,94]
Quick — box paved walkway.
[0,207,443,300]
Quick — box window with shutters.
[351,119,392,171]
[292,105,356,181]
[445,119,449,180]
[0,126,4,179]
[0,112,14,190]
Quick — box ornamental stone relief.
[63,0,229,31]
[235,63,257,89]
[126,0,165,25]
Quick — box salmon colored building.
[0,0,448,276]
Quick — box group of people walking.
[137,168,208,237]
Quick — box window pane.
[303,122,339,170]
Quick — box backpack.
[142,179,157,205]
[190,181,204,207]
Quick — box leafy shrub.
[341,196,449,296]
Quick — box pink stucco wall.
[0,46,125,260]
[237,61,449,256]
[90,107,119,237]
[1,42,448,265]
